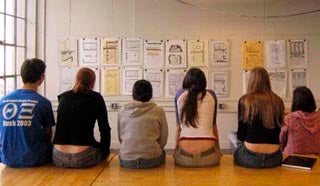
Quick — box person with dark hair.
[118,79,168,168]
[52,68,111,168]
[0,58,55,167]
[280,86,320,154]
[234,67,284,168]
[174,68,222,167]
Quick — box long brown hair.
[240,67,284,129]
[180,68,207,128]
[73,68,95,94]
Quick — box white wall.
[45,0,320,149]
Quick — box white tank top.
[176,90,217,139]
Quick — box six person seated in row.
[0,58,319,168]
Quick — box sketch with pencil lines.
[143,69,164,98]
[101,38,121,66]
[288,39,308,68]
[58,39,78,67]
[188,40,208,67]
[209,40,230,67]
[165,40,187,68]
[264,40,286,69]
[209,71,230,98]
[79,38,100,66]
[144,40,164,69]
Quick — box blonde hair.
[73,68,95,93]
[240,67,284,129]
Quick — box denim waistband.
[243,144,281,158]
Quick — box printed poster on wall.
[122,67,143,95]
[209,40,230,67]
[209,71,230,98]
[122,38,143,66]
[59,67,100,93]
[165,69,186,98]
[287,39,308,68]
[143,69,164,98]
[242,41,264,70]
[165,40,187,69]
[268,69,287,98]
[289,69,308,96]
[144,40,164,69]
[264,40,286,69]
[58,39,78,67]
[101,67,120,96]
[187,40,208,67]
[101,38,121,66]
[79,38,100,66]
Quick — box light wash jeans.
[174,145,222,167]
[120,150,166,169]
[53,146,102,168]
[234,143,282,168]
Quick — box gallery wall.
[44,0,320,149]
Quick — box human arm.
[158,108,168,148]
[208,89,220,148]
[174,91,181,147]
[117,111,122,143]
[43,101,55,141]
[175,124,181,147]
[279,118,289,151]
[213,123,220,149]
[97,95,111,159]
[237,98,247,142]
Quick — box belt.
[179,147,216,158]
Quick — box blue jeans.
[234,143,282,168]
[174,145,222,167]
[53,146,102,168]
[120,150,166,169]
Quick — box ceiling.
[176,0,320,18]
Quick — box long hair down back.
[180,68,207,128]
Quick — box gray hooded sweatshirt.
[118,101,168,160]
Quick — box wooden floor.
[1,154,320,186]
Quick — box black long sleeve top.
[53,90,111,158]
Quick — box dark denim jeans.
[53,146,102,168]
[234,143,282,168]
[120,150,166,169]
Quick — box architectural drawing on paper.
[59,67,99,93]
[242,41,264,70]
[242,70,251,94]
[144,40,164,69]
[122,67,142,95]
[165,69,185,98]
[58,39,78,67]
[165,40,187,68]
[289,69,308,96]
[59,67,79,93]
[209,71,229,98]
[143,69,164,98]
[288,39,308,68]
[101,67,120,96]
[264,40,286,69]
[209,40,230,67]
[268,70,287,98]
[101,38,121,66]
[122,38,143,66]
[79,38,100,66]
[187,40,208,67]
